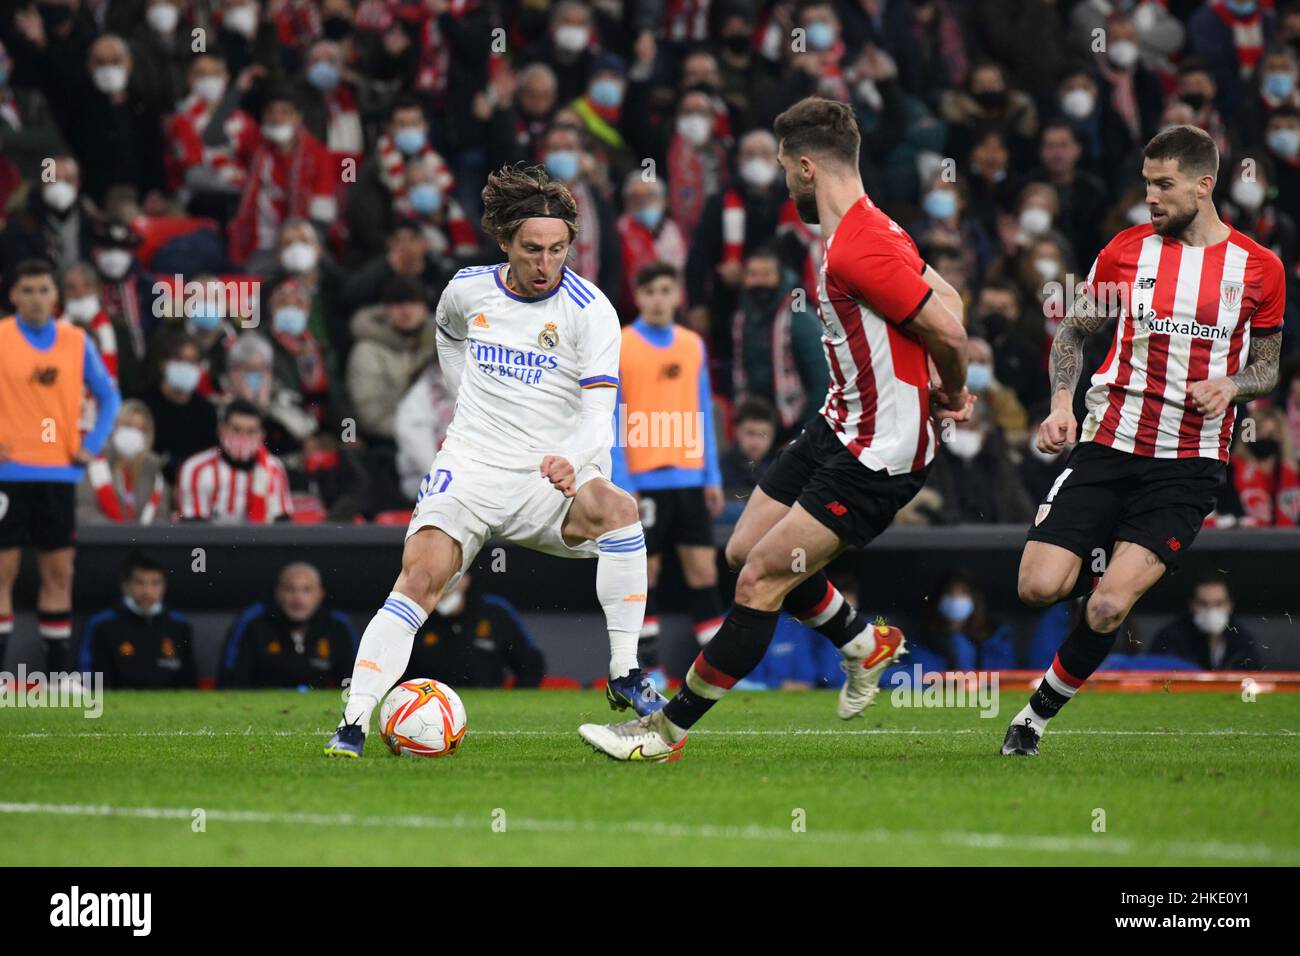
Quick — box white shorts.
[405,443,607,589]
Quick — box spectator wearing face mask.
[1054,66,1137,188]
[918,569,1018,671]
[149,275,241,398]
[713,1,783,134]
[569,54,639,188]
[919,403,1034,525]
[221,561,357,688]
[616,171,687,320]
[347,276,437,445]
[295,39,364,163]
[264,278,343,435]
[1148,575,1260,670]
[939,61,1038,172]
[287,430,371,522]
[971,277,1047,411]
[521,0,598,105]
[1223,408,1300,526]
[54,263,111,376]
[1174,58,1231,159]
[79,552,196,689]
[8,26,167,208]
[1088,14,1166,144]
[1237,45,1300,149]
[909,174,995,280]
[729,247,827,439]
[1265,106,1300,228]
[966,335,1027,444]
[177,398,292,523]
[213,0,277,92]
[139,332,219,485]
[227,88,338,265]
[76,399,169,525]
[991,182,1074,287]
[666,88,732,249]
[685,129,786,336]
[88,220,156,396]
[1069,0,1186,83]
[1187,0,1278,115]
[220,331,317,457]
[259,219,349,359]
[402,572,545,688]
[1219,150,1299,269]
[0,157,89,298]
[539,122,621,295]
[119,0,192,117]
[165,53,260,223]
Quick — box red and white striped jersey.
[1080,223,1285,461]
[816,195,936,475]
[177,447,293,523]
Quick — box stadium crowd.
[1,1,1299,681]
[0,0,1298,527]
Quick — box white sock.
[596,522,647,679]
[1012,702,1048,736]
[341,591,427,729]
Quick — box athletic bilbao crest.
[1220,281,1243,310]
[1035,503,1051,526]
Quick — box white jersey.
[434,263,621,470]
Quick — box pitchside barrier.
[4,525,1298,682]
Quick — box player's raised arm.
[434,280,469,399]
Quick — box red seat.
[540,676,582,690]
[130,214,220,269]
[372,509,413,525]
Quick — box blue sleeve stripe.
[223,604,266,672]
[579,374,618,387]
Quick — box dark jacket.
[78,600,196,689]
[403,594,544,688]
[220,602,358,689]
[1148,615,1261,671]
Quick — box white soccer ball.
[378,678,468,757]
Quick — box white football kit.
[408,263,621,583]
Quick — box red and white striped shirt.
[176,447,292,523]
[1080,223,1284,461]
[816,195,936,475]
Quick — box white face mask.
[96,249,133,279]
[436,590,465,616]
[64,295,101,322]
[262,122,295,145]
[1108,39,1140,70]
[93,65,129,95]
[740,158,778,188]
[677,114,712,146]
[147,2,179,33]
[1019,206,1052,237]
[1193,607,1230,636]
[280,241,319,273]
[224,4,259,38]
[1061,88,1095,120]
[193,75,226,103]
[1231,178,1265,211]
[112,425,148,459]
[947,429,985,460]
[1033,256,1060,281]
[554,24,591,53]
[43,180,77,212]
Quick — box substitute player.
[326,165,662,757]
[1002,125,1284,756]
[580,96,974,761]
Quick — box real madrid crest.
[538,321,559,350]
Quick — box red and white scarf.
[732,287,807,430]
[88,456,163,524]
[668,132,727,245]
[1212,0,1272,78]
[378,134,454,206]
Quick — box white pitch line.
[3,727,1298,739]
[0,801,1294,863]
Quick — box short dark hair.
[389,93,425,120]
[160,330,200,360]
[773,96,860,168]
[635,262,678,289]
[744,244,782,266]
[480,163,579,244]
[223,398,263,428]
[381,275,426,305]
[1194,572,1232,595]
[1143,124,1219,180]
[12,259,57,284]
[121,550,165,582]
[734,397,778,427]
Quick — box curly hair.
[480,163,579,244]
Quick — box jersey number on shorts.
[414,468,453,510]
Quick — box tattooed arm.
[1187,333,1282,419]
[1038,287,1111,453]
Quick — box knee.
[1085,591,1128,633]
[724,538,749,572]
[596,487,640,532]
[1017,566,1071,608]
[399,563,443,609]
[733,562,780,610]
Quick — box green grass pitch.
[1,688,1297,865]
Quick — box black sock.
[664,603,779,730]
[43,638,71,673]
[1028,611,1119,721]
[687,585,724,643]
[38,609,73,671]
[783,572,867,648]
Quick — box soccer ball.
[378,679,468,757]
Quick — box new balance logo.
[826,501,848,516]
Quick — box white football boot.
[578,710,687,762]
[838,623,907,719]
